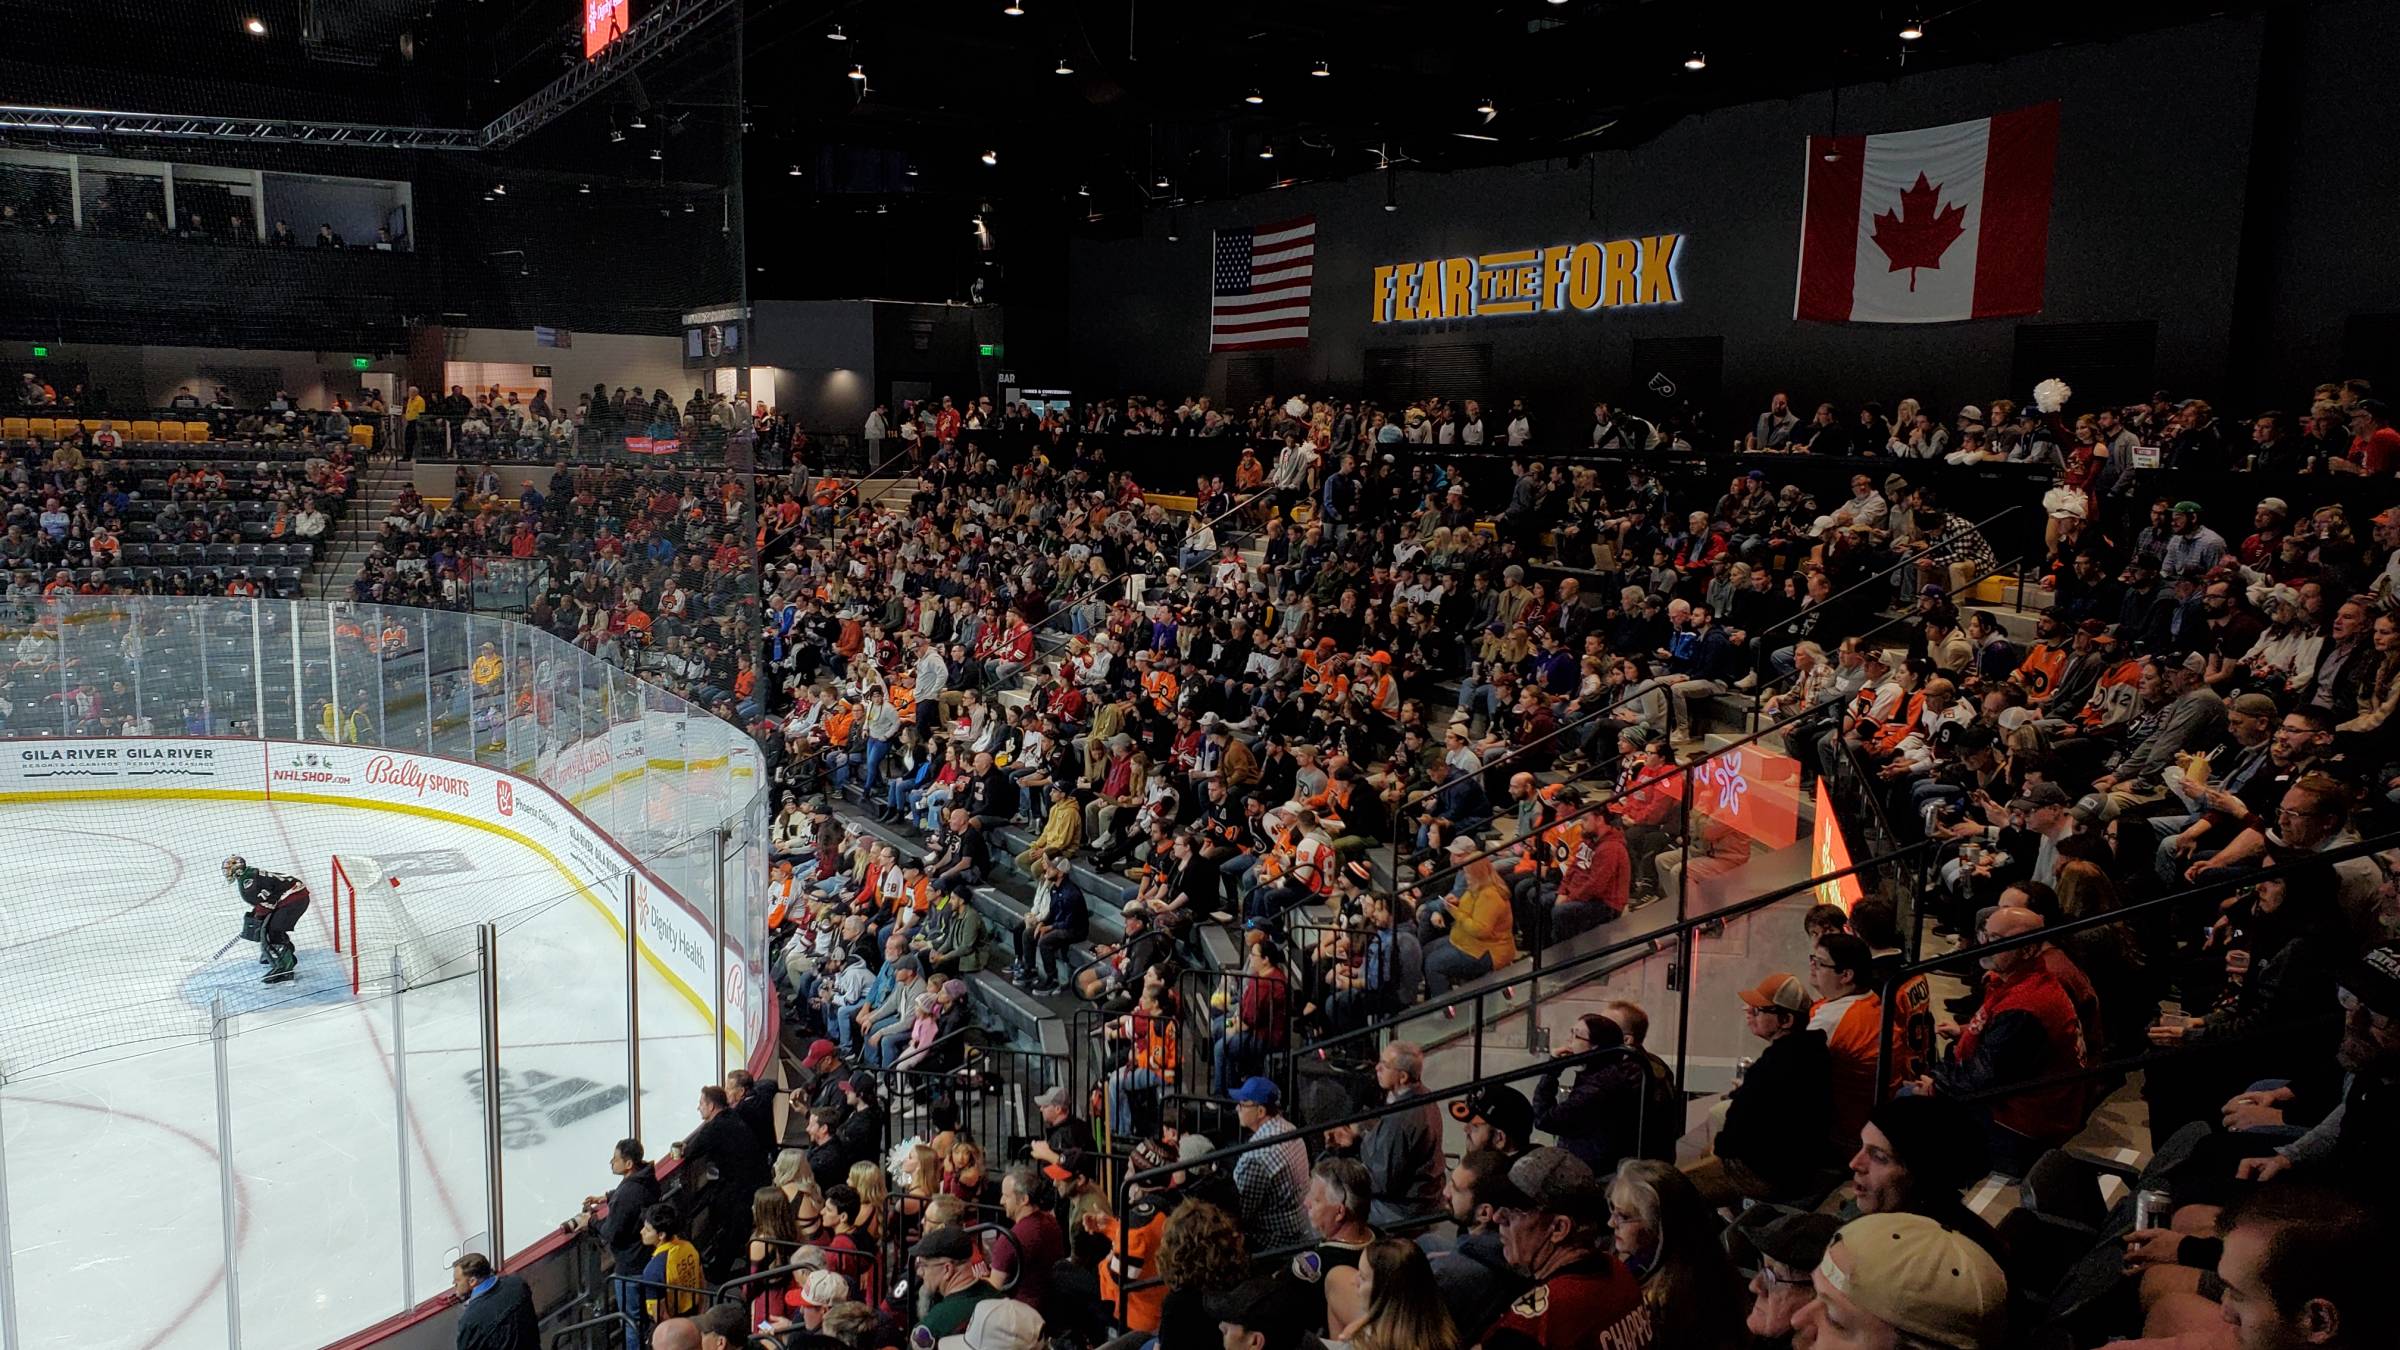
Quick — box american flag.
[1209,216,1315,351]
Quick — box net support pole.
[390,947,417,1310]
[210,998,244,1347]
[712,827,730,1087]
[250,597,267,741]
[0,1082,23,1350]
[624,872,643,1143]
[476,923,504,1263]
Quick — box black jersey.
[237,870,308,910]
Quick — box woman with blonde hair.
[1604,1159,1749,1350]
[1339,1237,1459,1350]
[772,1148,824,1237]
[845,1160,889,1242]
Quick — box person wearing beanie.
[1842,1095,2006,1265]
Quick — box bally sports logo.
[495,780,514,816]
[364,754,473,801]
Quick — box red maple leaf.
[1869,172,1968,291]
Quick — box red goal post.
[330,854,360,994]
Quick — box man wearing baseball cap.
[912,1225,998,1336]
[1479,1147,1650,1350]
[2231,945,2400,1212]
[1683,973,1833,1207]
[1449,1083,1536,1166]
[1724,1205,1842,1348]
[1793,1212,2007,1350]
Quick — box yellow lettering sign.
[1639,234,1681,305]
[1371,234,1685,322]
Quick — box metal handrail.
[1866,827,2400,1104]
[1293,838,1931,1063]
[1750,502,2022,644]
[1743,550,2025,719]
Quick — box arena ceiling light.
[649,145,663,160]
[578,182,591,194]
[1899,17,1926,40]
[1153,173,1170,188]
[1054,55,1074,74]
[787,163,802,176]
[629,110,647,128]
[1003,0,1025,14]
[825,23,847,40]
[847,62,866,81]
[1310,60,1330,77]
[244,17,266,35]
[491,183,506,195]
[1244,88,1264,105]
[1475,95,1496,117]
[1258,141,1275,159]
[1683,50,1708,70]
[1076,182,1090,196]
[980,148,998,165]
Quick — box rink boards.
[0,735,761,1062]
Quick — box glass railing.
[0,594,770,1350]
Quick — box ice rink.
[0,796,721,1350]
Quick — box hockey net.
[328,853,479,995]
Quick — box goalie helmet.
[222,855,251,883]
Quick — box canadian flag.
[1794,102,2059,324]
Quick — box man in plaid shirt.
[1230,1077,1312,1253]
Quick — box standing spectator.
[450,1253,539,1350]
[1478,1148,1651,1350]
[1681,973,1834,1206]
[1791,1214,2007,1350]
[672,1085,774,1280]
[581,1137,663,1301]
[1229,1077,1314,1254]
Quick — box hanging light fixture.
[788,163,802,176]
[1258,142,1275,159]
[244,17,266,35]
[847,62,866,81]
[826,23,847,40]
[1898,17,1925,40]
[629,110,647,128]
[1003,0,1025,14]
[980,148,998,165]
[1683,50,1707,70]
[578,183,591,194]
[1077,183,1090,196]
[1475,95,1495,116]
[649,145,663,160]
[1310,60,1330,77]
[1244,88,1264,105]
[1054,54,1074,74]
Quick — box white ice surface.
[0,797,719,1350]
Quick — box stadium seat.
[27,419,55,440]
[82,420,103,434]
[0,418,25,438]
[129,420,159,440]
[348,423,375,448]
[160,423,188,443]
[184,421,211,441]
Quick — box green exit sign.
[351,356,372,370]
[30,346,47,358]
[978,342,1003,358]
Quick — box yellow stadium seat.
[348,422,375,448]
[1,418,26,439]
[156,422,185,443]
[27,418,56,440]
[184,421,211,441]
[130,420,160,441]
[80,419,100,433]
